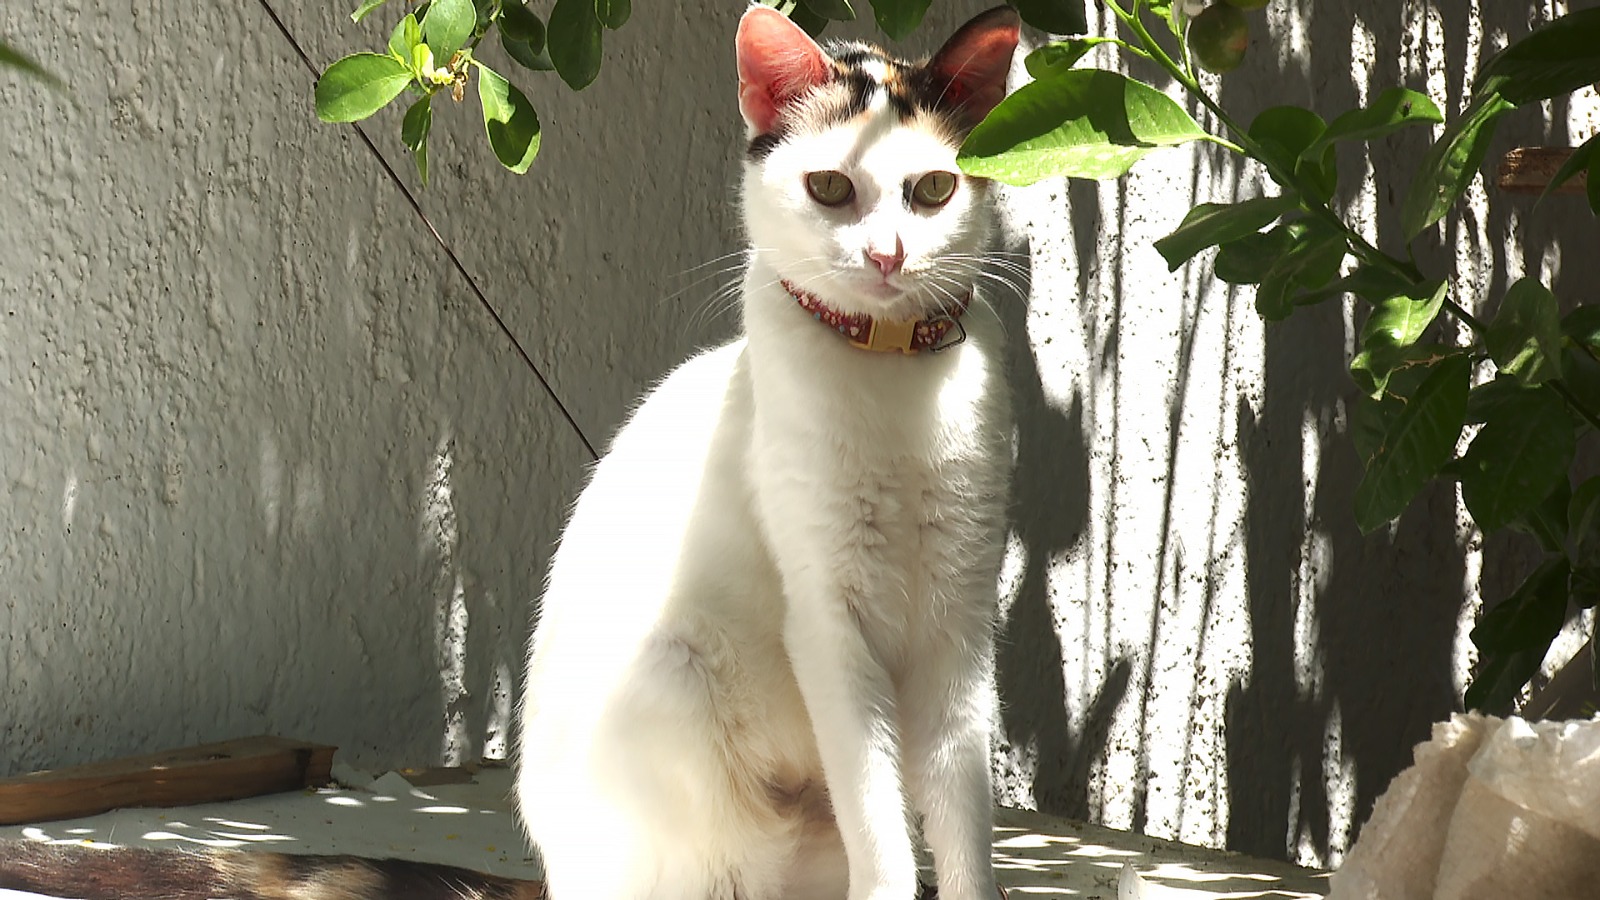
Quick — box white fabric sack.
[1329,713,1600,900]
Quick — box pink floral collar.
[781,280,969,354]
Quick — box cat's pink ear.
[926,5,1020,128]
[736,6,832,134]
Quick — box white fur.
[516,61,1013,900]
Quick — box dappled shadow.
[995,228,1128,820]
[1211,0,1600,862]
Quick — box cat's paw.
[913,884,1007,900]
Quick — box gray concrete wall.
[3,0,1597,865]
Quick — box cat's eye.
[911,171,958,208]
[805,171,855,207]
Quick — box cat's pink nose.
[866,240,905,277]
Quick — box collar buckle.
[851,317,918,354]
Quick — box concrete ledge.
[0,765,1327,898]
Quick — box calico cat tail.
[0,841,545,900]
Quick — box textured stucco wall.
[0,0,747,774]
[3,0,1598,866]
[981,0,1600,867]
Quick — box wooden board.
[1497,146,1588,194]
[0,736,336,826]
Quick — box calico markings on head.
[736,6,1020,325]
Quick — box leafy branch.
[314,0,1090,183]
[315,0,622,183]
[957,0,1600,710]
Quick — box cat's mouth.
[843,271,958,322]
[860,279,904,300]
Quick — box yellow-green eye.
[805,171,855,207]
[911,171,957,207]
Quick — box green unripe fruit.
[1188,4,1250,73]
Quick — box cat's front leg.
[782,588,919,900]
[902,640,1000,900]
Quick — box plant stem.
[1552,380,1600,433]
[1111,0,1475,337]
[1444,298,1486,336]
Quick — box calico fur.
[516,8,1020,900]
[0,840,543,900]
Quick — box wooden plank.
[0,736,336,825]
[1497,146,1587,194]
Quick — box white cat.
[515,7,1020,900]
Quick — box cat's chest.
[745,356,1006,577]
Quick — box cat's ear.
[736,6,832,135]
[926,5,1020,129]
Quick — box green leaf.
[548,0,603,90]
[477,64,542,173]
[1351,363,1435,464]
[1563,304,1600,351]
[315,53,414,123]
[957,69,1208,186]
[1466,375,1532,426]
[1350,393,1395,467]
[1466,646,1547,712]
[1213,226,1294,285]
[1475,7,1600,105]
[1024,38,1127,79]
[595,0,631,29]
[1350,341,1456,404]
[1253,220,1347,321]
[787,0,831,35]
[1569,476,1600,565]
[868,0,931,40]
[421,0,475,59]
[1460,384,1575,532]
[1353,355,1470,533]
[1466,556,1572,711]
[1249,106,1336,203]
[1364,279,1449,350]
[1143,0,1181,37]
[0,38,63,89]
[760,0,832,34]
[1010,0,1088,36]
[402,95,432,186]
[1559,344,1600,433]
[797,0,855,21]
[1486,278,1564,387]
[1153,195,1299,272]
[1300,88,1443,162]
[1472,558,1571,653]
[1516,469,1570,553]
[1401,90,1513,240]
[1539,131,1600,207]
[1249,106,1323,167]
[500,2,546,48]
[413,43,438,80]
[1336,264,1418,306]
[1575,566,1600,609]
[351,0,392,22]
[389,13,422,59]
[501,30,554,71]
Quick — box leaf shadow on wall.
[993,227,1130,818]
[1211,0,1597,861]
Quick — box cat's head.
[736,5,1020,322]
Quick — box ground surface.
[0,765,1328,898]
